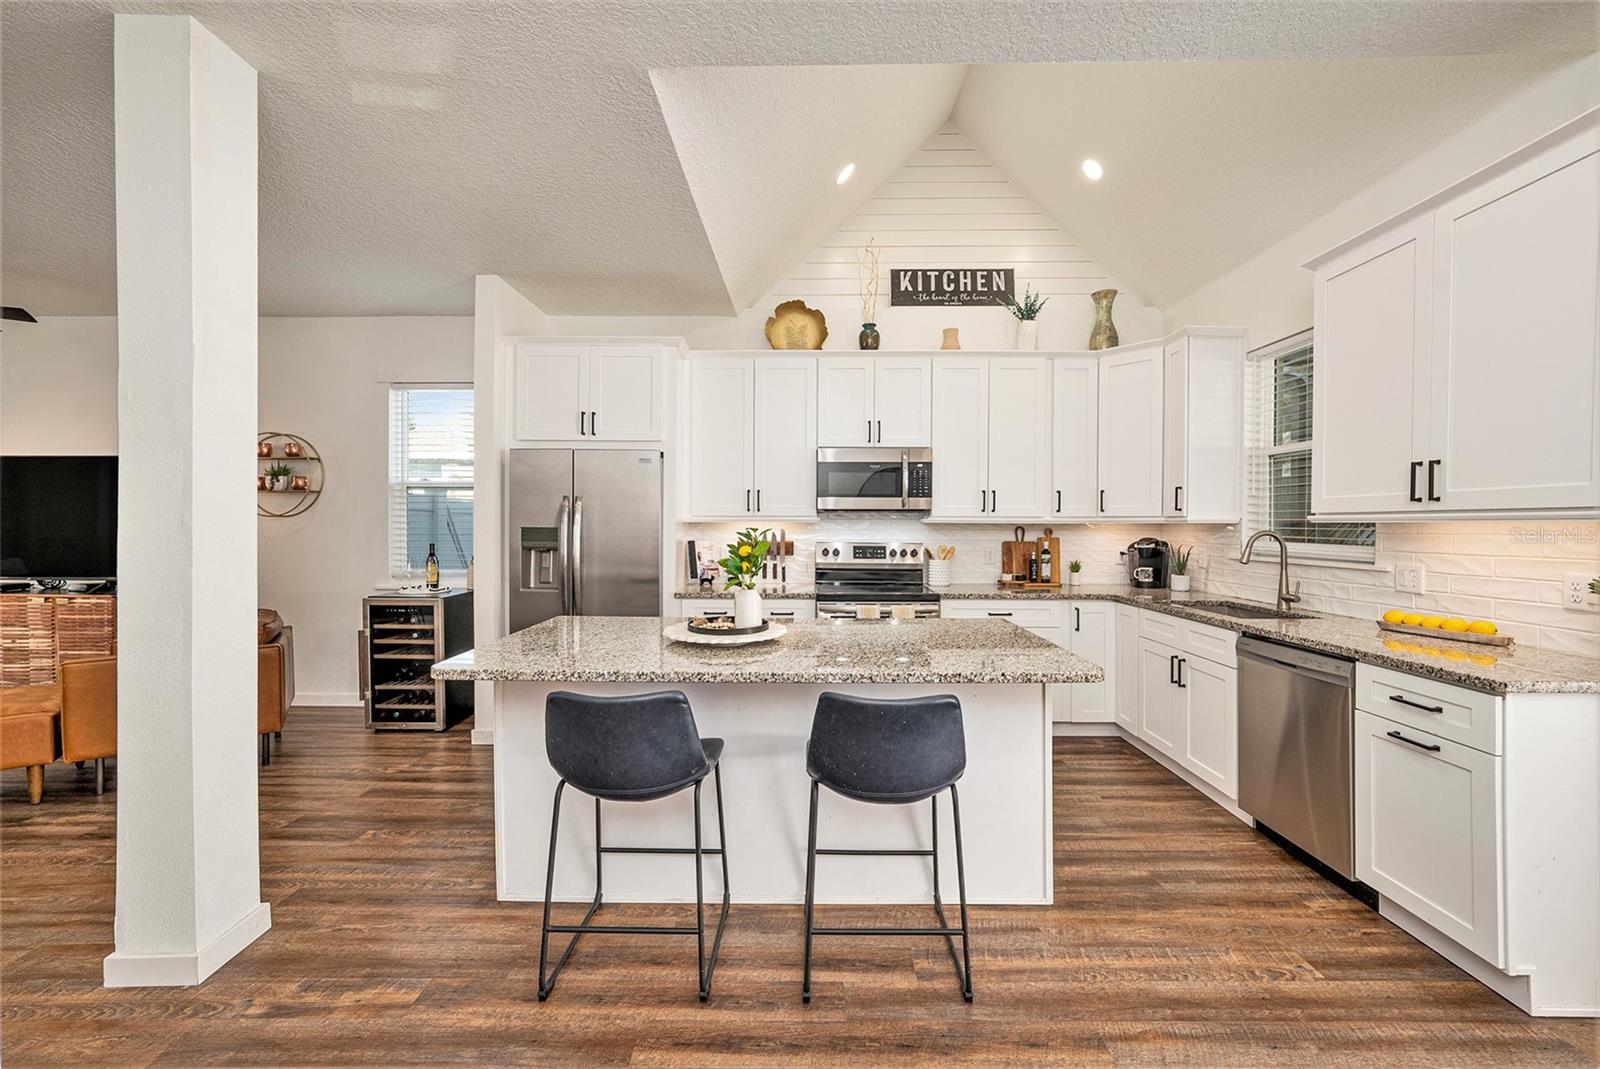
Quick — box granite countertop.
[673,584,815,600]
[935,581,1600,695]
[433,615,1104,686]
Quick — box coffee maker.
[1125,538,1170,588]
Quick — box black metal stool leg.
[949,783,974,1001]
[697,762,731,1000]
[802,778,819,1003]
[693,779,707,1002]
[538,780,604,1001]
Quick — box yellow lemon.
[1420,615,1443,629]
[1467,620,1498,636]
[1381,609,1406,624]
[1402,612,1425,627]
[1442,618,1469,633]
[738,545,751,557]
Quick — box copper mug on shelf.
[256,475,268,492]
[289,475,310,493]
[257,441,273,458]
[282,440,304,458]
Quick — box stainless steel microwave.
[816,448,932,511]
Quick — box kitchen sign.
[890,267,1015,307]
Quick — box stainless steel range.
[813,540,940,621]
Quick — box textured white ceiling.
[654,64,967,310]
[955,53,1588,309]
[3,1,1595,316]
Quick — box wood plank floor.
[2,709,1595,1067]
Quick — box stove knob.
[898,548,908,558]
[910,547,919,558]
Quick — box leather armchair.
[258,625,294,765]
[2,683,61,803]
[60,656,116,794]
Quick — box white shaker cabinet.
[1065,601,1115,723]
[1113,604,1141,732]
[817,356,931,447]
[687,354,817,520]
[1162,330,1244,523]
[512,342,665,443]
[931,356,1049,519]
[1178,654,1238,798]
[1136,638,1184,757]
[1310,117,1599,519]
[1095,344,1165,518]
[1051,356,1099,519]
[931,357,989,517]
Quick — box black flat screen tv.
[0,456,118,579]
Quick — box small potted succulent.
[263,462,293,492]
[718,527,773,628]
[1000,284,1050,350]
[1169,545,1193,592]
[1067,559,1082,588]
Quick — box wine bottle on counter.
[1040,542,1052,583]
[425,543,440,590]
[1028,550,1039,583]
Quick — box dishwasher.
[1237,637,1357,880]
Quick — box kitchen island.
[434,615,1103,905]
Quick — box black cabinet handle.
[746,489,751,512]
[590,410,597,435]
[1099,489,1106,513]
[756,489,762,512]
[1073,607,1081,631]
[987,611,1013,617]
[1177,657,1186,688]
[980,488,987,513]
[1427,459,1441,502]
[867,419,872,443]
[1169,654,1179,684]
[990,490,997,512]
[1056,489,1062,513]
[579,411,587,436]
[1387,729,1441,753]
[1408,460,1422,503]
[877,420,883,442]
[1389,693,1444,714]
[770,611,795,617]
[1173,485,1183,512]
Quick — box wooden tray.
[1376,619,1513,647]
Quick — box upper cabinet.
[1050,356,1099,519]
[817,356,931,447]
[931,355,1051,519]
[1163,329,1244,523]
[686,354,816,520]
[1310,117,1599,519]
[1095,344,1165,518]
[512,342,666,443]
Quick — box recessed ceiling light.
[1081,159,1104,181]
[836,162,856,186]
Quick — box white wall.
[0,316,119,454]
[258,317,474,704]
[539,123,1165,350]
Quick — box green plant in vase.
[1067,559,1082,586]
[263,461,293,491]
[1169,545,1193,591]
[718,527,773,628]
[1000,284,1050,350]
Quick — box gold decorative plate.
[765,300,828,350]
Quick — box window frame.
[1242,330,1377,564]
[388,383,475,580]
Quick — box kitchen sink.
[1181,600,1315,622]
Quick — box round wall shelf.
[257,431,325,518]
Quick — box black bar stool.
[538,690,731,1002]
[802,691,973,1002]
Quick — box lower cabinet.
[1064,601,1114,723]
[1354,709,1504,964]
[1113,604,1141,731]
[1137,638,1184,757]
[1178,654,1238,797]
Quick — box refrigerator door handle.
[556,494,571,615]
[571,495,584,615]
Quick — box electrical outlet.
[984,546,998,564]
[1564,573,1599,611]
[1394,563,1426,594]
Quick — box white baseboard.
[1116,730,1253,825]
[1052,721,1120,737]
[470,726,494,746]
[103,901,271,988]
[1379,896,1537,1014]
[292,693,361,709]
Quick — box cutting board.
[1035,529,1062,588]
[1000,527,1033,578]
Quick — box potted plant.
[1001,284,1049,350]
[263,462,293,492]
[1169,545,1193,592]
[718,527,773,628]
[1067,559,1082,588]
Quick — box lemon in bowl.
[1419,615,1444,629]
[1467,620,1498,636]
[1402,612,1425,627]
[1442,618,1469,633]
[1381,609,1407,624]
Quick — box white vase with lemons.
[719,527,772,629]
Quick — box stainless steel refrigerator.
[507,449,662,632]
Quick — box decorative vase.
[858,323,880,350]
[732,587,763,629]
[1170,575,1191,592]
[1087,288,1119,350]
[940,327,961,350]
[1016,320,1039,350]
[1068,572,1081,588]
[257,441,273,458]
[927,560,952,589]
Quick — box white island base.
[492,681,1054,906]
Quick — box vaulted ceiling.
[2,1,1593,317]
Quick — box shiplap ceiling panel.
[3,1,1593,315]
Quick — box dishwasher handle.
[1237,636,1354,687]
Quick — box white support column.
[104,14,268,988]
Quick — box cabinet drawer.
[1355,710,1504,965]
[940,600,1061,629]
[680,597,815,620]
[1356,663,1502,755]
[1138,608,1237,667]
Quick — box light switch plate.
[1564,573,1598,611]
[1394,563,1426,594]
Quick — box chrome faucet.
[1240,530,1301,613]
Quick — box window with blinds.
[1243,331,1375,560]
[388,386,474,577]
